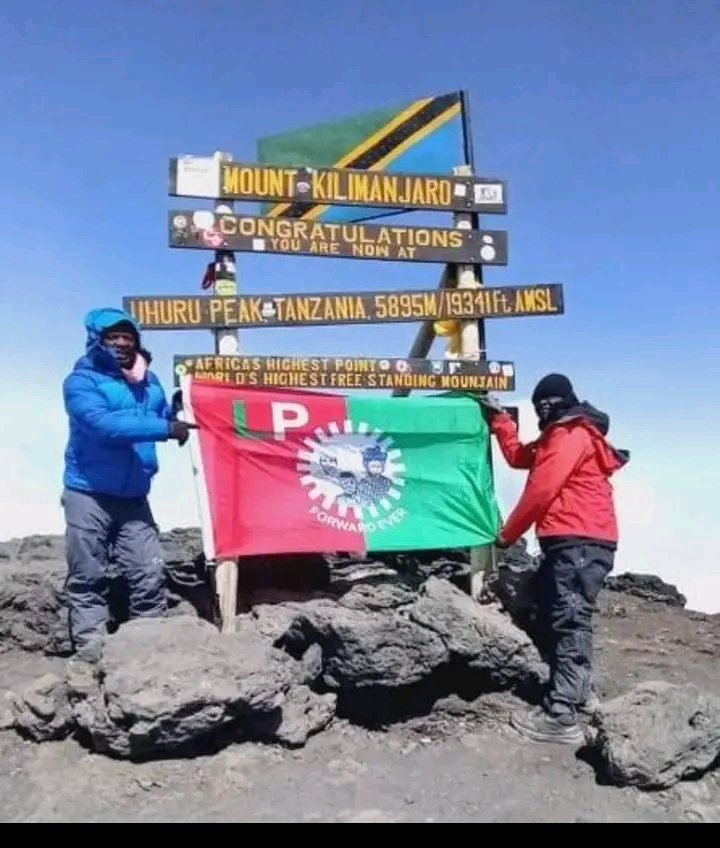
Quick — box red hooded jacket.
[492,404,628,547]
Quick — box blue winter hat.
[84,307,140,350]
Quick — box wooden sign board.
[124,285,562,331]
[169,157,508,215]
[174,355,516,392]
[168,211,508,265]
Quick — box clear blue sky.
[1,1,718,606]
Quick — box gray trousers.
[537,543,614,718]
[62,488,167,652]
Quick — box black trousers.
[535,543,614,717]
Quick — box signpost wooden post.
[453,165,495,600]
[139,95,566,631]
[210,152,240,634]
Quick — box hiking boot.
[579,692,602,717]
[65,657,98,696]
[65,639,103,696]
[510,706,585,746]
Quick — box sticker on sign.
[474,183,504,205]
[174,156,221,199]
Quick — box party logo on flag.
[297,421,407,531]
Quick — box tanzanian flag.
[185,379,500,559]
[257,91,467,224]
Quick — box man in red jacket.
[485,374,628,745]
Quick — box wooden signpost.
[173,354,516,392]
[124,93,566,631]
[168,210,508,265]
[123,284,562,331]
[170,157,507,214]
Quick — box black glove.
[169,420,196,446]
[477,393,506,416]
[494,535,511,550]
[170,390,184,419]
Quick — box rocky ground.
[1,530,718,823]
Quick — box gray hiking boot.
[510,706,585,746]
[65,639,103,696]
[579,691,602,716]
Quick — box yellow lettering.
[352,243,390,258]
[350,172,369,203]
[222,165,240,195]
[368,177,384,204]
[312,171,327,200]
[309,223,327,241]
[246,297,263,324]
[424,292,438,317]
[410,179,425,206]
[425,179,439,206]
[219,216,237,236]
[296,297,311,322]
[208,299,224,324]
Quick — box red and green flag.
[185,379,500,559]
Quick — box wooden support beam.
[212,151,240,634]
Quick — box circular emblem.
[480,245,497,261]
[297,422,405,520]
[192,210,215,230]
[173,214,188,229]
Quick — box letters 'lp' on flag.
[184,379,501,559]
[257,91,466,224]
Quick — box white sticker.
[480,245,497,261]
[474,183,503,205]
[252,238,266,251]
[453,184,467,197]
[502,363,515,377]
[192,210,215,230]
[215,280,237,296]
[175,156,220,199]
[488,361,501,375]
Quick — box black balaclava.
[531,373,579,430]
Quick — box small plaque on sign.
[174,156,220,199]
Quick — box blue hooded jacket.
[63,308,172,499]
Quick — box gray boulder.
[275,588,448,692]
[72,616,297,759]
[606,573,687,608]
[256,685,336,748]
[410,577,547,691]
[0,558,70,655]
[250,577,546,710]
[10,673,74,741]
[593,681,720,789]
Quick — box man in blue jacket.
[62,307,191,658]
